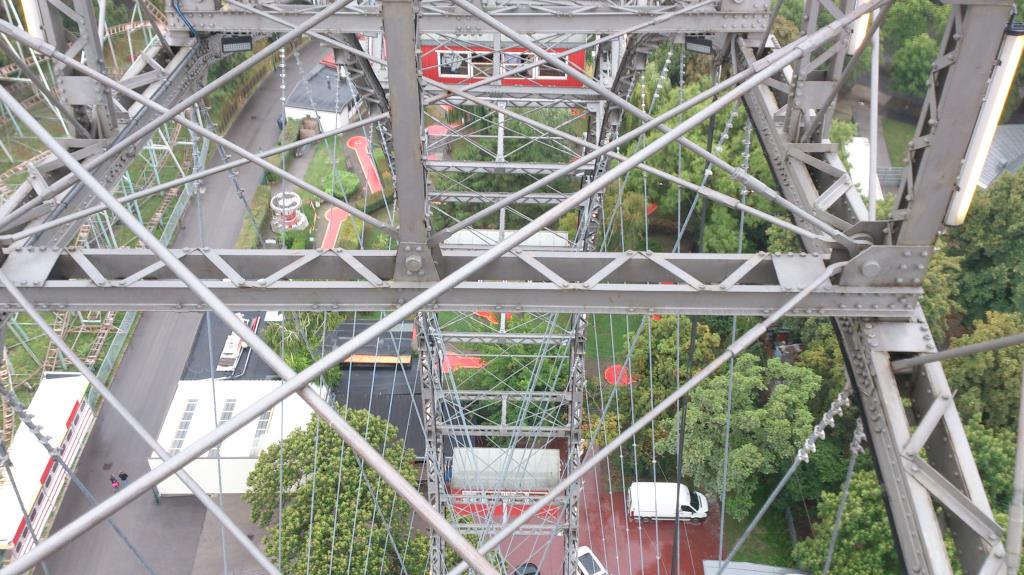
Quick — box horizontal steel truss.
[0,248,923,315]
[166,0,769,36]
[429,190,570,205]
[436,390,572,437]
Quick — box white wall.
[284,105,356,133]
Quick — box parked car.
[576,546,609,575]
[512,563,540,575]
[626,482,709,523]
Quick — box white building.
[148,379,316,496]
[283,53,359,132]
[1,372,94,559]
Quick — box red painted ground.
[578,466,722,575]
[320,207,349,250]
[346,135,383,194]
[603,364,635,386]
[497,466,721,575]
[440,354,486,373]
[427,124,450,137]
[475,311,500,324]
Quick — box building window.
[208,399,237,458]
[170,399,198,454]
[437,51,470,77]
[250,409,273,457]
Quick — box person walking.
[118,471,128,487]
[109,475,120,492]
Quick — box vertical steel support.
[70,0,117,135]
[742,0,1014,569]
[418,313,448,574]
[381,0,438,280]
[563,312,587,575]
[835,315,1006,574]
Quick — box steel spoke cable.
[717,112,750,562]
[821,419,867,575]
[716,387,857,573]
[196,171,231,575]
[0,21,851,564]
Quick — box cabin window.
[471,52,494,78]
[502,53,533,78]
[536,60,567,79]
[437,51,470,77]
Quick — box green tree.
[945,311,1024,429]
[245,409,429,575]
[947,169,1024,321]
[881,0,949,56]
[965,419,1017,509]
[670,354,822,520]
[891,33,937,97]
[921,238,963,344]
[792,470,899,573]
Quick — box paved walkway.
[43,43,324,575]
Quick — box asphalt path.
[44,43,325,575]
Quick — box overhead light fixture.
[684,36,713,55]
[847,0,873,55]
[946,22,1024,225]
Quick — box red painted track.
[320,207,349,250]
[441,354,485,373]
[346,135,383,194]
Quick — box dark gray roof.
[285,64,357,113]
[181,312,277,381]
[980,124,1024,189]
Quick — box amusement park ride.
[0,0,1021,571]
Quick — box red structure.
[421,46,586,88]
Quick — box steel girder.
[165,0,770,38]
[22,40,216,250]
[836,315,1006,574]
[0,247,924,315]
[738,0,1016,569]
[893,2,1016,246]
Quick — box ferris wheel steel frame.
[0,0,1019,571]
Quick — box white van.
[575,546,609,575]
[626,482,709,523]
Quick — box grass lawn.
[722,507,796,567]
[881,117,916,166]
[235,184,272,248]
[586,314,644,361]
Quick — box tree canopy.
[945,311,1024,429]
[947,169,1024,322]
[245,409,428,575]
[669,354,822,520]
[891,33,937,97]
[791,469,899,573]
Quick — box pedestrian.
[110,475,120,492]
[118,471,128,486]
